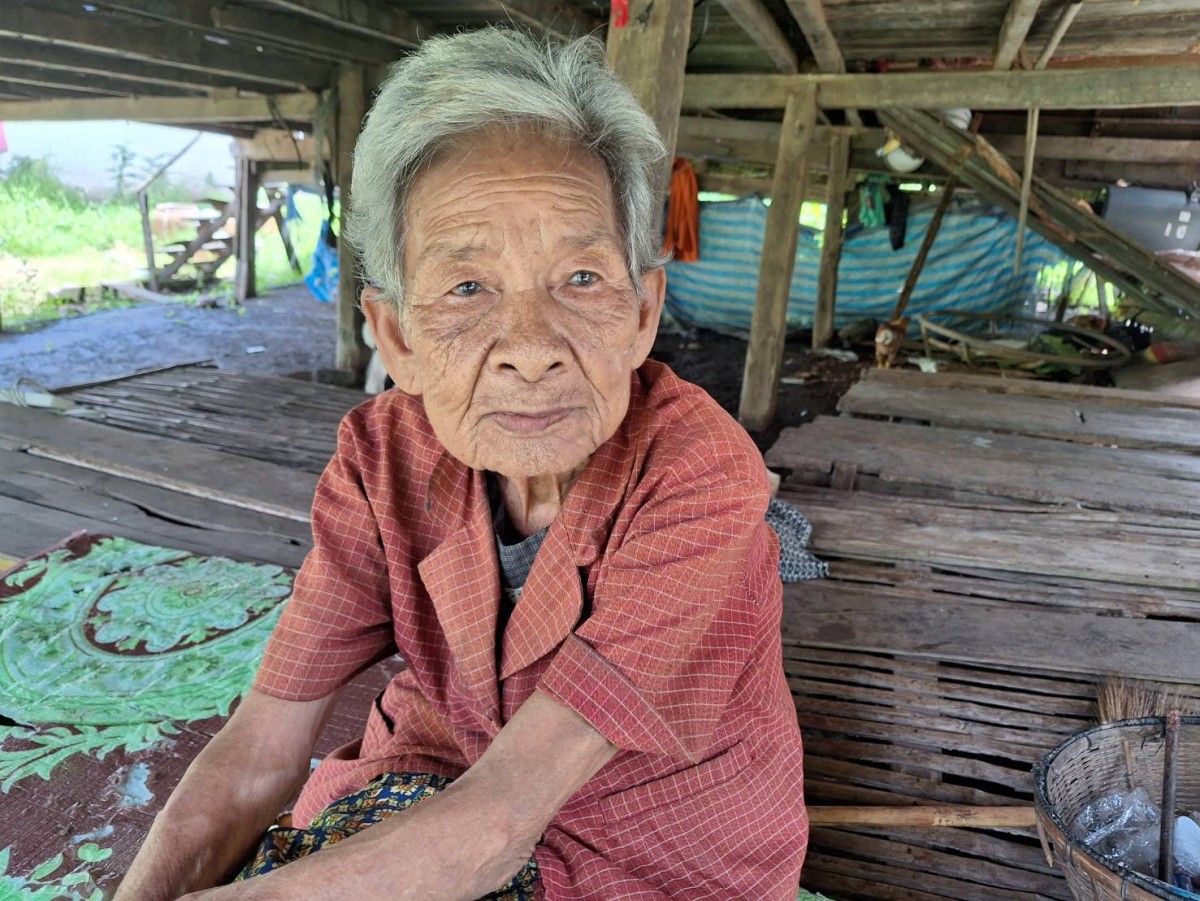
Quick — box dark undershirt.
[487,473,548,638]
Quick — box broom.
[1095,677,1197,886]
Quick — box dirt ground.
[0,284,863,447]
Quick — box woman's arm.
[187,689,616,901]
[114,688,340,901]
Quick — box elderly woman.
[116,28,807,901]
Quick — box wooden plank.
[766,415,1200,516]
[993,0,1045,71]
[335,64,367,375]
[808,806,1036,828]
[0,92,318,124]
[1,449,311,543]
[812,132,849,349]
[0,4,329,90]
[738,85,818,431]
[861,366,1200,410]
[681,65,1200,111]
[784,585,1200,684]
[0,63,193,98]
[606,0,693,190]
[0,459,309,567]
[714,0,799,73]
[779,483,1200,591]
[0,405,317,522]
[838,379,1200,451]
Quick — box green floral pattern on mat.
[0,843,108,900]
[797,891,835,901]
[0,535,292,791]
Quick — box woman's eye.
[568,271,599,287]
[450,281,483,297]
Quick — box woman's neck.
[497,468,583,538]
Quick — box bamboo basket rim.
[914,308,1132,370]
[1034,716,1200,901]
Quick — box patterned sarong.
[236,771,541,899]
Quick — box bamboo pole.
[808,805,1037,828]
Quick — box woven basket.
[1035,717,1200,901]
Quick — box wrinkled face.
[375,128,664,480]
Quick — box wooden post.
[738,85,819,431]
[605,0,694,200]
[813,132,850,349]
[335,64,367,375]
[234,156,257,303]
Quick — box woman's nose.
[488,289,569,382]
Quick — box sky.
[1,119,237,198]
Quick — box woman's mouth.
[488,408,575,435]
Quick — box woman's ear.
[630,267,666,368]
[361,288,423,395]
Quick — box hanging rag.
[663,157,701,262]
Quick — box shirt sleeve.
[253,415,397,701]
[537,433,772,763]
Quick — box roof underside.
[0,0,1198,187]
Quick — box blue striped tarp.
[663,196,1067,337]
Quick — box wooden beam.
[0,92,317,123]
[993,0,1044,71]
[235,158,258,304]
[781,0,843,72]
[988,134,1200,165]
[486,0,602,38]
[739,86,819,432]
[0,62,198,98]
[234,129,321,164]
[336,66,368,375]
[714,0,798,73]
[813,132,849,349]
[0,37,254,92]
[606,0,694,196]
[1,5,329,89]
[682,65,1200,111]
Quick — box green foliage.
[0,156,143,259]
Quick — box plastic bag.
[305,221,339,303]
[1070,787,1162,875]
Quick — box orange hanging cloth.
[663,157,700,263]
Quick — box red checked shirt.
[253,360,809,899]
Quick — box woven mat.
[0,532,293,898]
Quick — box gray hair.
[345,27,668,308]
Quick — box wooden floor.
[3,364,1199,898]
[0,366,378,890]
[768,367,1200,901]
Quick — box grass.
[0,157,326,330]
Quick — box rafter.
[489,1,603,39]
[253,0,434,48]
[1,5,329,89]
[714,0,798,73]
[90,1,402,64]
[0,63,200,97]
[780,0,862,125]
[782,0,844,73]
[993,0,1044,70]
[0,37,260,92]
